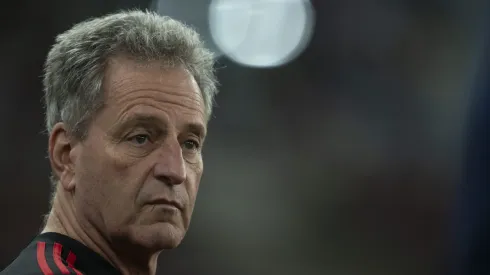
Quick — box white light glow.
[209,0,315,68]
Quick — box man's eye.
[182,140,200,151]
[128,134,150,145]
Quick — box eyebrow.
[184,123,207,140]
[111,114,206,139]
[110,114,166,137]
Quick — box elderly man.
[1,9,218,275]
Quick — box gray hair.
[43,9,218,140]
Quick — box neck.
[42,188,159,275]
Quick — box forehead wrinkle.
[107,66,202,97]
[108,78,203,103]
[104,62,205,108]
[112,93,205,120]
[115,87,202,106]
[108,72,203,101]
[108,100,205,136]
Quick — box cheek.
[75,148,107,194]
[186,162,203,205]
[74,145,138,222]
[72,151,110,226]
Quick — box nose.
[152,139,186,185]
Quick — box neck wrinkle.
[42,189,158,275]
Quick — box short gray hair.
[43,9,219,139]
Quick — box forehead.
[102,56,206,127]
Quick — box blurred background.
[1,0,489,274]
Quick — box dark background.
[1,0,489,274]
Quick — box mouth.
[148,198,183,211]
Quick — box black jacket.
[0,233,120,275]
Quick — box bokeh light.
[209,0,315,68]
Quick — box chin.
[129,222,186,251]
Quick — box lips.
[148,198,183,211]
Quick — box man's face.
[70,57,206,251]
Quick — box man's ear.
[48,123,78,191]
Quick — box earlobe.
[48,123,77,191]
